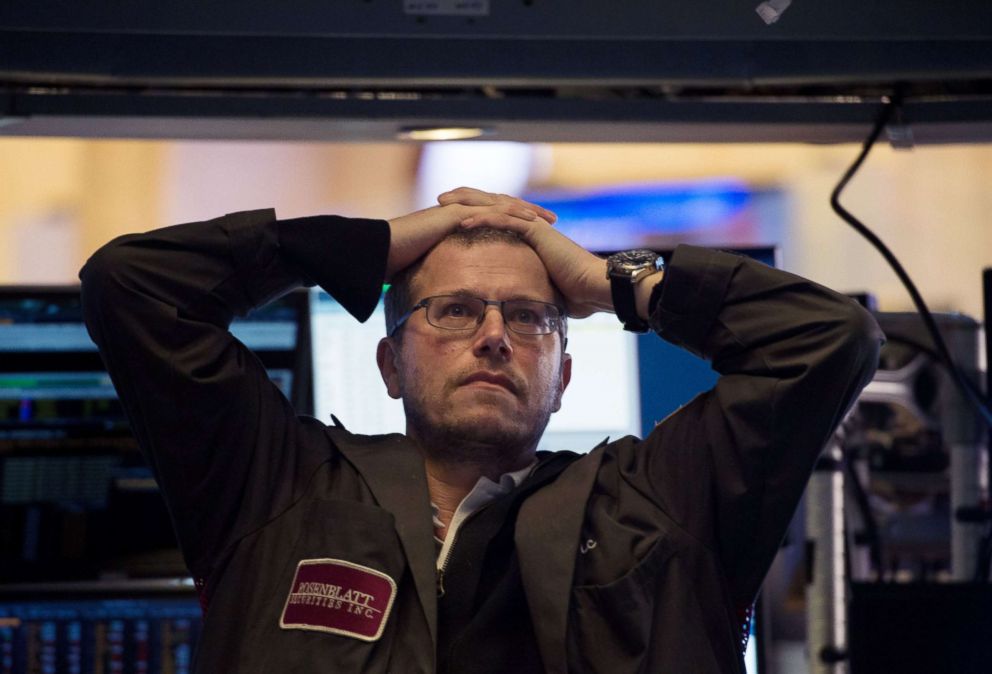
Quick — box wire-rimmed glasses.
[389,294,564,337]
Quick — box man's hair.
[383,226,567,341]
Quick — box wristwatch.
[606,249,665,333]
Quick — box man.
[80,187,882,673]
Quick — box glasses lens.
[503,300,560,335]
[422,296,561,334]
[426,296,485,329]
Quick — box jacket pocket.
[569,536,727,674]
[570,534,674,667]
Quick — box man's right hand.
[385,195,556,282]
[437,187,613,318]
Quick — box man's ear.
[551,351,572,413]
[376,337,403,400]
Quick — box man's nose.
[472,306,512,356]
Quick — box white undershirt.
[432,460,536,572]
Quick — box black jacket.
[80,209,882,673]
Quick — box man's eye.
[440,302,471,317]
[511,309,539,324]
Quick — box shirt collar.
[430,459,537,534]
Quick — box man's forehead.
[413,240,554,298]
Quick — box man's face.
[377,240,571,460]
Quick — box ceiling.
[2,1,991,144]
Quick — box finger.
[437,187,495,207]
[535,206,557,225]
[440,188,556,225]
[460,203,538,226]
[451,200,538,222]
[498,195,556,224]
[505,205,539,221]
[439,188,556,223]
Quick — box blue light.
[525,180,754,250]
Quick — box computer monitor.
[0,287,311,583]
[0,580,202,674]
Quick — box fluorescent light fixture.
[415,141,534,209]
[396,126,490,141]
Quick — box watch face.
[608,249,662,276]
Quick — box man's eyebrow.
[434,288,553,303]
[440,288,479,298]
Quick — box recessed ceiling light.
[396,126,490,141]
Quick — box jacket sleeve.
[79,209,389,579]
[626,244,883,607]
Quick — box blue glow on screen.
[526,180,754,251]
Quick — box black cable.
[842,443,885,579]
[829,98,992,429]
[830,94,992,580]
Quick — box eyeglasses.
[389,294,564,337]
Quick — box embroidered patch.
[279,558,397,642]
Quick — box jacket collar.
[326,427,439,648]
[327,425,606,669]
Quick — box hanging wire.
[829,93,992,580]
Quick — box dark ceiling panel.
[2,0,990,38]
[1,2,990,142]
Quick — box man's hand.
[385,195,555,281]
[438,187,612,318]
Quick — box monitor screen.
[523,181,785,252]
[0,582,202,674]
[0,287,311,583]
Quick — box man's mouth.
[460,371,519,395]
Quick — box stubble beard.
[401,384,557,469]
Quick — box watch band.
[606,250,664,334]
[609,274,649,333]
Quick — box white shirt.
[432,461,536,572]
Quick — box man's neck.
[404,423,538,538]
[423,453,532,541]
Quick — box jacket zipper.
[436,504,487,599]
[436,527,459,599]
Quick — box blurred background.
[2,138,991,319]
